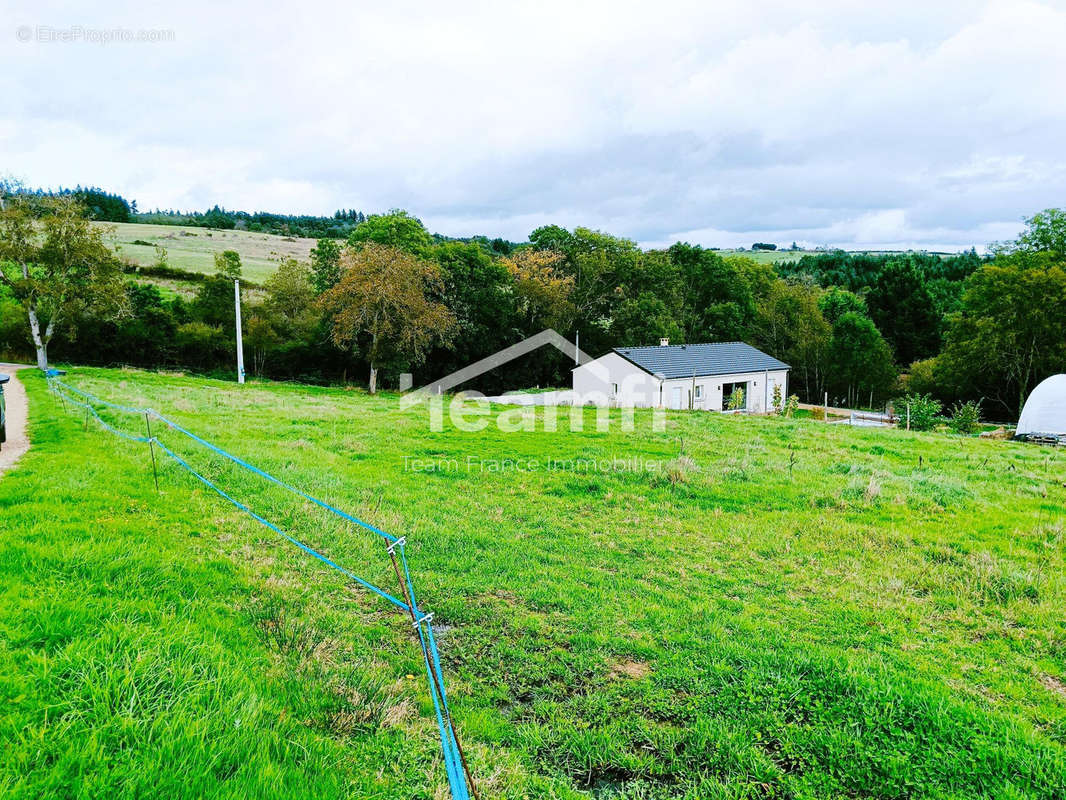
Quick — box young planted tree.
[319,243,455,393]
[0,195,125,369]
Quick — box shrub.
[949,400,982,435]
[176,321,229,368]
[896,392,942,431]
[727,387,746,410]
[771,384,783,414]
[784,394,799,418]
[905,357,939,396]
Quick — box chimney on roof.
[659,338,670,347]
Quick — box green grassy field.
[2,367,1065,799]
[717,249,952,265]
[97,222,317,283]
[717,249,801,264]
[92,221,917,283]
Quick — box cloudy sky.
[4,0,1065,250]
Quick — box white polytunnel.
[1016,374,1066,437]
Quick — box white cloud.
[2,0,1064,249]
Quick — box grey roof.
[613,342,789,379]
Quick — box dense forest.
[2,188,1063,421]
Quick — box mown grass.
[2,367,1065,798]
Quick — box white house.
[572,340,790,412]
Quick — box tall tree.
[192,275,238,329]
[319,243,455,393]
[866,260,940,365]
[826,312,897,408]
[309,237,342,293]
[530,225,639,352]
[348,210,432,254]
[669,245,762,342]
[937,251,1066,417]
[0,195,125,369]
[501,248,575,333]
[752,280,831,402]
[998,208,1066,258]
[430,241,516,379]
[818,286,867,324]
[610,292,683,346]
[263,257,318,339]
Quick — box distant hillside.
[134,206,368,238]
[99,222,316,283]
[714,247,806,264]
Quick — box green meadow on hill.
[2,367,1065,799]
[97,222,317,284]
[95,219,839,285]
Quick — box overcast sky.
[4,0,1065,250]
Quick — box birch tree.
[0,194,125,369]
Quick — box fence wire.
[47,375,477,800]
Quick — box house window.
[694,385,703,399]
[611,383,618,395]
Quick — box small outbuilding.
[572,340,789,411]
[1016,374,1066,442]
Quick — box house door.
[670,387,682,409]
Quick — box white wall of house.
[574,355,788,412]
[670,369,789,412]
[572,352,659,406]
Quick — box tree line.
[2,193,1063,420]
[1,184,135,223]
[135,206,372,239]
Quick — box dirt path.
[0,364,31,477]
